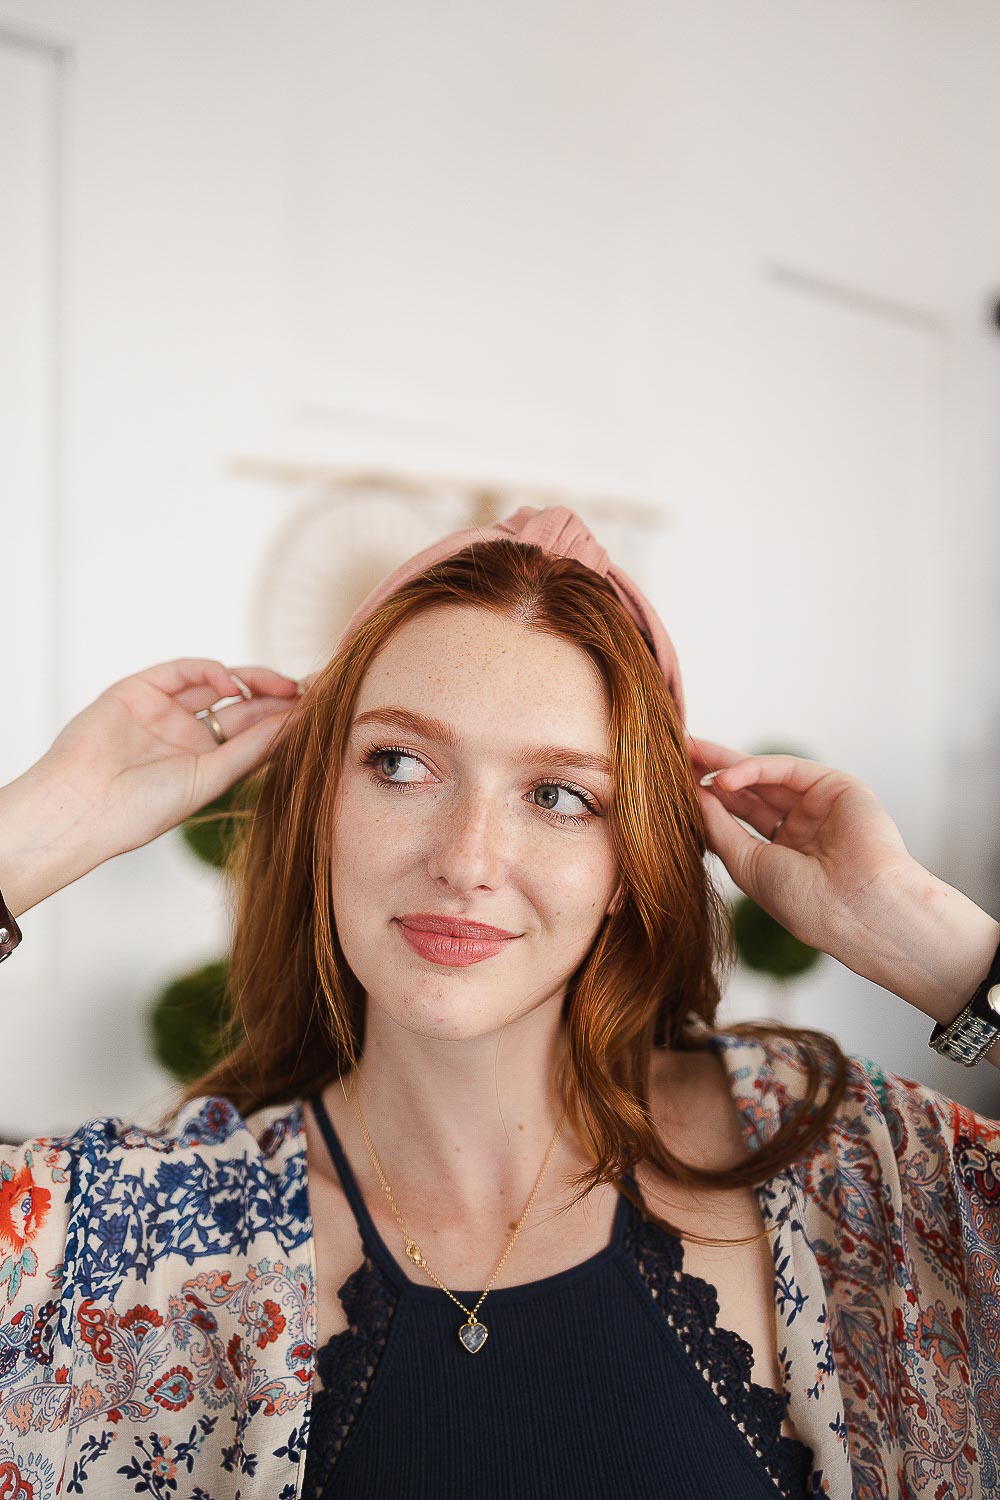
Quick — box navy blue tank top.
[302,1093,814,1499]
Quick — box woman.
[0,505,997,1500]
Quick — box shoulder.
[690,1024,884,1150]
[748,1028,997,1154]
[706,1023,1000,1187]
[13,1095,312,1305]
[648,1043,752,1171]
[662,1024,982,1163]
[1,1096,303,1306]
[6,1093,305,1165]
[1,1100,315,1489]
[79,1092,304,1156]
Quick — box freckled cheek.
[331,787,420,886]
[535,851,616,922]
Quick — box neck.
[326,997,587,1226]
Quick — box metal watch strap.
[928,932,1000,1066]
[0,886,23,962]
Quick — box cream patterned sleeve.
[0,1131,75,1493]
[0,1100,316,1499]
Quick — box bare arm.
[0,763,111,917]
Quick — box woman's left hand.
[687,736,1000,1027]
[686,736,916,962]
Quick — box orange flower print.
[252,1297,287,1350]
[0,1162,52,1303]
[0,1164,51,1255]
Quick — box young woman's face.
[330,604,620,1043]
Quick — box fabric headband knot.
[336,503,686,726]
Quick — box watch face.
[988,983,1000,1018]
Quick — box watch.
[928,934,1000,1065]
[0,885,22,962]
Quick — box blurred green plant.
[149,780,255,1084]
[178,782,245,870]
[731,895,822,980]
[150,956,231,1084]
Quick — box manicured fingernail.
[230,673,253,700]
[699,770,723,786]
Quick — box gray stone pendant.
[459,1319,488,1354]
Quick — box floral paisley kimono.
[1,1028,998,1499]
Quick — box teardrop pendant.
[458,1319,488,1354]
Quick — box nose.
[425,786,509,894]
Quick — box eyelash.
[359,742,600,827]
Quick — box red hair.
[180,538,848,1247]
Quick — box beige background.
[1,0,998,1134]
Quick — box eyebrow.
[351,706,612,778]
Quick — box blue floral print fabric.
[0,1098,315,1498]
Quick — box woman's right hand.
[44,658,307,853]
[1,659,311,916]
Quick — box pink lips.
[396,914,521,967]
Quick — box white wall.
[1,0,998,1134]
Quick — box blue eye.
[365,747,427,785]
[360,743,599,827]
[528,783,594,821]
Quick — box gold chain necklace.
[340,1070,567,1354]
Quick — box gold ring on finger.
[194,707,228,745]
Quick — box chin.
[372,983,521,1042]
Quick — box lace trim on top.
[301,1199,814,1500]
[622,1203,813,1498]
[300,1239,399,1500]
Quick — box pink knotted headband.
[336,504,686,726]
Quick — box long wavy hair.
[180,537,848,1247]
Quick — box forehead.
[353,605,611,741]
